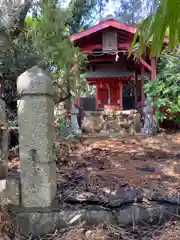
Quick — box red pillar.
[141,66,145,105]
[119,79,123,110]
[151,57,157,80]
[75,91,80,107]
[96,83,99,110]
[135,72,138,108]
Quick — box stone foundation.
[82,110,141,136]
[14,204,179,235]
[3,172,180,235]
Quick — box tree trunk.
[0,0,31,34]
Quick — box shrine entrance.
[71,17,158,113]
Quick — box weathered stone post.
[0,99,8,157]
[141,99,154,136]
[17,66,57,208]
[0,98,8,197]
[71,105,81,135]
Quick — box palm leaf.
[130,0,180,57]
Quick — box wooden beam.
[119,79,123,110]
[132,52,152,72]
[88,77,132,83]
[139,58,152,72]
[118,43,131,49]
[80,44,102,53]
[80,43,131,55]
[88,56,115,62]
[141,66,145,105]
[96,84,99,110]
[134,72,138,108]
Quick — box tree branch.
[55,92,71,104]
[11,1,32,37]
[0,0,32,37]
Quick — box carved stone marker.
[17,66,57,208]
[141,99,153,136]
[71,105,81,135]
[0,99,8,164]
[0,99,8,201]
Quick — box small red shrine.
[70,17,164,111]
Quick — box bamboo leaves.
[145,53,180,123]
[131,0,180,56]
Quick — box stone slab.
[116,203,179,226]
[60,187,143,207]
[0,172,20,205]
[14,203,180,235]
[15,206,115,235]
[5,172,180,208]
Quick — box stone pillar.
[17,66,57,208]
[0,99,8,198]
[0,98,8,160]
[141,99,153,136]
[71,105,81,136]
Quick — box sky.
[61,0,118,18]
[27,0,153,25]
[101,0,117,17]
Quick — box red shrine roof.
[70,18,168,43]
[71,18,136,42]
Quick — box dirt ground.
[55,131,180,202]
[42,220,180,240]
[8,131,180,200]
[7,131,180,239]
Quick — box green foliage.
[131,0,180,56]
[67,0,97,33]
[145,53,180,123]
[0,0,98,111]
[0,30,40,109]
[27,0,94,103]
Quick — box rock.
[94,116,105,132]
[127,119,134,125]
[145,190,180,205]
[135,167,155,173]
[102,187,142,207]
[116,203,179,226]
[81,116,96,133]
[60,187,142,208]
[119,128,128,137]
[82,110,141,136]
[81,115,104,133]
[134,113,141,133]
[1,175,20,205]
[129,124,136,135]
[0,160,8,180]
[128,114,134,120]
[0,235,11,240]
[108,121,120,131]
[174,164,180,174]
[121,121,130,129]
[16,207,116,235]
